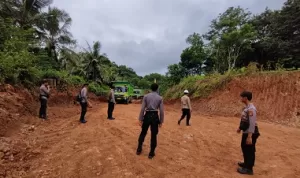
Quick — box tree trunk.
[53,47,59,62]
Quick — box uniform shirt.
[40,84,50,100]
[181,95,191,109]
[241,103,257,133]
[109,89,116,103]
[139,91,164,123]
[80,87,88,103]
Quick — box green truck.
[112,81,134,104]
[133,89,145,99]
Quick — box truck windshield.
[115,86,126,92]
[133,91,140,94]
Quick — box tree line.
[1,0,299,94]
[166,0,300,85]
[0,0,160,91]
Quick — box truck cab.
[112,81,134,104]
[133,89,144,99]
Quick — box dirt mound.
[0,85,101,137]
[0,85,37,137]
[186,72,300,127]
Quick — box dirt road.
[5,102,300,178]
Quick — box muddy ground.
[1,101,300,178]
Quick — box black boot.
[136,145,142,155]
[148,151,155,159]
[237,167,253,175]
[238,162,246,168]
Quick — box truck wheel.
[129,97,132,103]
[126,99,129,104]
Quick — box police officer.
[79,83,92,123]
[178,89,192,126]
[237,91,260,175]
[136,83,164,159]
[107,85,116,120]
[39,79,50,119]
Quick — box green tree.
[117,65,138,80]
[267,0,300,69]
[0,19,39,85]
[0,0,53,29]
[166,63,186,84]
[143,73,165,84]
[40,7,76,65]
[82,41,107,82]
[180,33,206,75]
[205,7,257,72]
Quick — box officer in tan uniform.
[178,90,192,126]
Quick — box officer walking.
[136,83,164,159]
[107,85,116,120]
[79,83,92,123]
[237,91,260,175]
[39,79,50,119]
[178,90,192,126]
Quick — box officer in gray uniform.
[107,85,116,120]
[79,83,92,123]
[136,83,164,159]
[237,91,260,175]
[39,79,50,119]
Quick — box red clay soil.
[169,72,300,128]
[1,72,300,178]
[1,103,300,178]
[0,84,103,136]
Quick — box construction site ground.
[1,101,300,178]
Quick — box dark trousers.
[107,102,115,118]
[138,111,160,153]
[241,130,260,170]
[179,108,191,125]
[80,102,87,121]
[39,98,47,119]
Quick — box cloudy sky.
[52,0,286,76]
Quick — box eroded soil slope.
[169,72,300,127]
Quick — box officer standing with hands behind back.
[136,83,164,159]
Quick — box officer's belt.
[145,110,158,112]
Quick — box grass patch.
[163,62,300,100]
[164,73,234,99]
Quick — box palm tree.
[59,47,81,71]
[0,0,53,28]
[39,7,76,64]
[81,41,108,82]
[101,65,118,83]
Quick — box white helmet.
[184,90,189,94]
